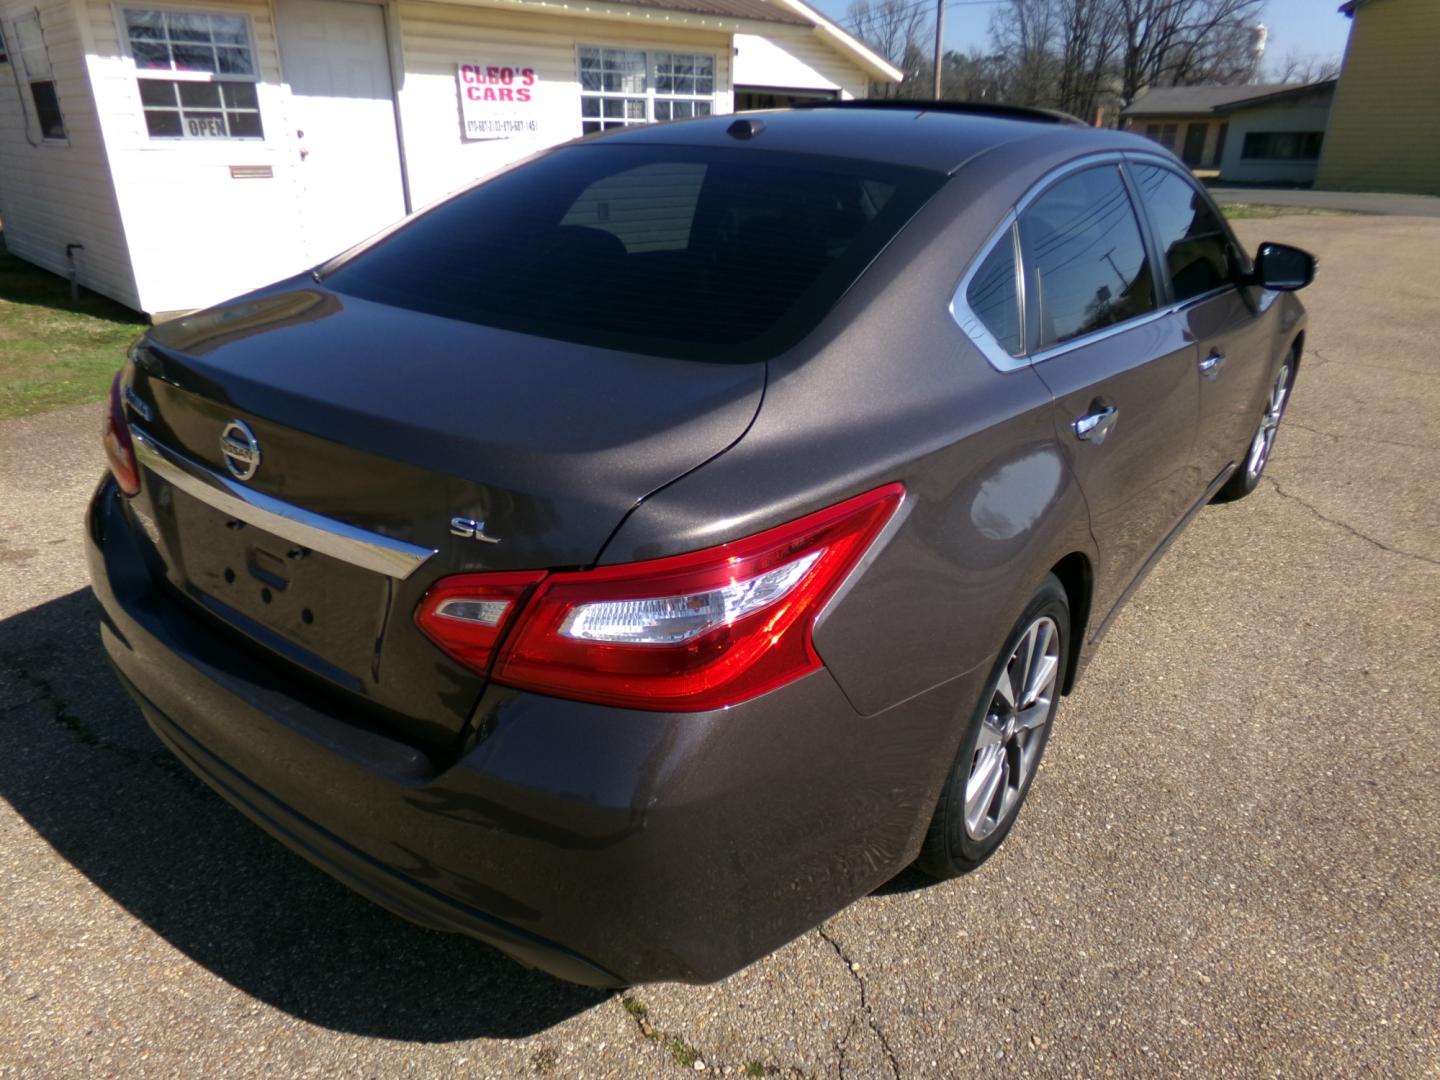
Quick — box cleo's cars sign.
[458,63,540,140]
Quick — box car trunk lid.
[123,285,765,751]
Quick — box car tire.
[1212,353,1296,503]
[915,574,1069,879]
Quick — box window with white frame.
[578,46,714,134]
[123,8,263,139]
[14,14,65,140]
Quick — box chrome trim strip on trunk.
[129,426,437,580]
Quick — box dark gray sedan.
[88,102,1314,987]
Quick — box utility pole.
[932,0,944,99]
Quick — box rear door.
[1019,162,1203,625]
[1127,160,1277,483]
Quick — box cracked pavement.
[2,214,1438,1077]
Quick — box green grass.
[1216,203,1347,220]
[0,235,147,420]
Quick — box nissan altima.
[88,102,1315,987]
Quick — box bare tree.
[1269,51,1342,84]
[989,0,1062,107]
[846,0,933,97]
[1113,0,1265,104]
[1054,0,1122,120]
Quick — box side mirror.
[1251,242,1317,291]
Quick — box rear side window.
[965,230,1021,356]
[1019,165,1156,351]
[1131,164,1239,301]
[323,144,944,361]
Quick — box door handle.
[1073,404,1119,444]
[1199,350,1227,379]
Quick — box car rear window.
[321,143,945,361]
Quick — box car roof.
[589,104,1161,175]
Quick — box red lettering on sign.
[522,67,536,85]
[516,88,531,102]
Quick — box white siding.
[0,0,138,307]
[393,1,733,208]
[732,27,866,98]
[81,0,312,313]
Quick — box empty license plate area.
[166,485,387,683]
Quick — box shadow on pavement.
[0,588,606,1041]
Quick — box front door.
[276,0,407,263]
[1019,164,1202,628]
[1127,162,1277,481]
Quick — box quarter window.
[123,8,263,139]
[1019,166,1157,350]
[578,47,714,133]
[1132,164,1239,302]
[965,230,1022,356]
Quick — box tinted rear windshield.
[322,143,945,361]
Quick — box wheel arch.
[1049,552,1092,695]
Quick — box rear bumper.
[87,476,984,985]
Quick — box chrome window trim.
[948,211,1028,372]
[129,426,437,580]
[1027,303,1174,365]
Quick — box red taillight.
[416,483,903,712]
[103,372,141,497]
[414,571,547,673]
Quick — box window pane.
[166,12,214,42]
[227,110,263,138]
[695,101,710,117]
[1132,164,1235,301]
[215,46,254,75]
[178,81,221,107]
[172,43,218,72]
[602,97,624,118]
[580,95,599,118]
[211,15,248,44]
[131,40,171,68]
[581,120,601,135]
[138,78,177,106]
[125,9,165,39]
[31,79,65,139]
[653,100,671,121]
[1021,166,1156,349]
[144,108,183,136]
[966,231,1021,356]
[325,144,945,361]
[222,81,258,109]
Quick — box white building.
[0,0,898,314]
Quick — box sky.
[808,0,1353,74]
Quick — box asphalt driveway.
[2,213,1437,1078]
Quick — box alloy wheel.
[964,616,1060,841]
[1247,364,1291,479]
